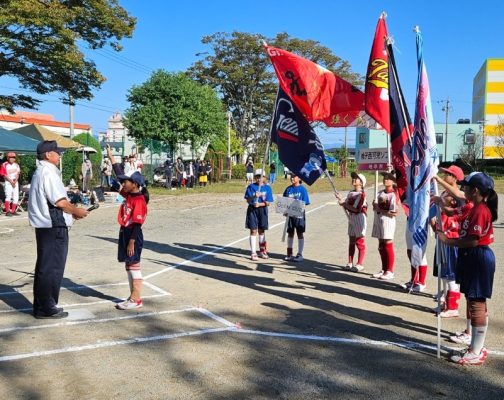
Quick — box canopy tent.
[0,127,39,154]
[14,124,80,149]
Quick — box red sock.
[10,203,17,213]
[356,237,366,265]
[348,239,356,264]
[385,242,395,272]
[378,243,387,270]
[418,265,428,285]
[4,202,9,213]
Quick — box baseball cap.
[439,165,464,181]
[37,140,64,155]
[458,172,494,192]
[254,169,265,176]
[380,171,396,182]
[7,152,16,158]
[117,170,145,187]
[351,171,367,187]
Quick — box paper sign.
[275,196,305,217]
[357,147,388,171]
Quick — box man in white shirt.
[29,141,89,319]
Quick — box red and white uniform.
[118,190,147,227]
[345,190,367,237]
[459,202,493,245]
[372,189,397,240]
[1,161,20,205]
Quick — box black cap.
[37,140,64,155]
[380,171,396,182]
[458,172,494,193]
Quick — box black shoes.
[33,309,69,319]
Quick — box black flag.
[271,87,327,185]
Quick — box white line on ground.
[0,307,197,334]
[181,204,214,212]
[0,227,14,234]
[0,282,129,296]
[143,281,171,295]
[0,326,232,362]
[0,293,169,314]
[197,307,236,327]
[143,203,328,280]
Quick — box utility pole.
[69,94,75,139]
[227,111,232,179]
[440,99,451,162]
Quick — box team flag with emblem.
[270,87,327,185]
[407,29,439,267]
[264,43,366,127]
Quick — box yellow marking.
[485,104,504,114]
[487,82,504,92]
[487,60,504,71]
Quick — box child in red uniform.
[107,145,149,310]
[438,172,497,365]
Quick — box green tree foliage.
[124,70,227,153]
[188,31,362,154]
[0,0,135,111]
[61,132,102,186]
[208,127,243,158]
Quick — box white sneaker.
[450,348,487,365]
[292,254,304,262]
[251,253,259,261]
[351,264,364,272]
[379,271,394,280]
[372,270,384,278]
[401,281,413,290]
[449,331,471,345]
[411,283,426,293]
[116,298,142,310]
[258,251,269,259]
[345,263,353,271]
[439,309,460,318]
[284,255,294,261]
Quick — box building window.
[358,132,366,144]
[436,133,443,144]
[464,132,476,144]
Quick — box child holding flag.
[371,172,397,280]
[283,174,310,262]
[244,169,273,261]
[336,172,367,272]
[107,145,149,310]
[438,172,497,365]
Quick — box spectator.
[175,157,184,189]
[198,161,207,187]
[1,152,21,216]
[206,160,213,185]
[245,157,254,184]
[187,161,195,188]
[101,156,112,188]
[269,161,276,184]
[81,158,93,192]
[164,158,173,189]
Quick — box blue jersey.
[282,184,310,205]
[244,183,274,205]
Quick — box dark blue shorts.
[118,227,144,264]
[245,205,269,230]
[433,245,458,281]
[456,246,495,299]
[287,215,306,234]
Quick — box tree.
[457,128,483,169]
[124,70,227,153]
[0,0,135,111]
[492,117,504,158]
[61,132,102,185]
[188,31,363,157]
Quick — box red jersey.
[441,214,459,239]
[459,202,493,246]
[118,191,147,227]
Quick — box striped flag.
[407,29,439,267]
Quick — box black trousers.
[33,227,69,315]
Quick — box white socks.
[259,234,265,244]
[298,239,304,255]
[287,237,294,249]
[249,235,257,254]
[447,280,459,292]
[471,324,488,355]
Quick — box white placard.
[357,147,388,171]
[275,196,305,217]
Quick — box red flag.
[265,44,364,127]
[365,14,390,133]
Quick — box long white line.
[197,307,236,327]
[0,293,169,314]
[143,203,328,280]
[143,281,170,295]
[1,282,129,296]
[0,327,232,362]
[0,307,197,334]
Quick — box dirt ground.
[0,188,503,400]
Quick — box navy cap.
[458,172,494,192]
[37,140,64,155]
[117,170,145,187]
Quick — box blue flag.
[271,87,327,185]
[407,30,439,267]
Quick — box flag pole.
[324,170,349,218]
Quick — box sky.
[2,0,503,148]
